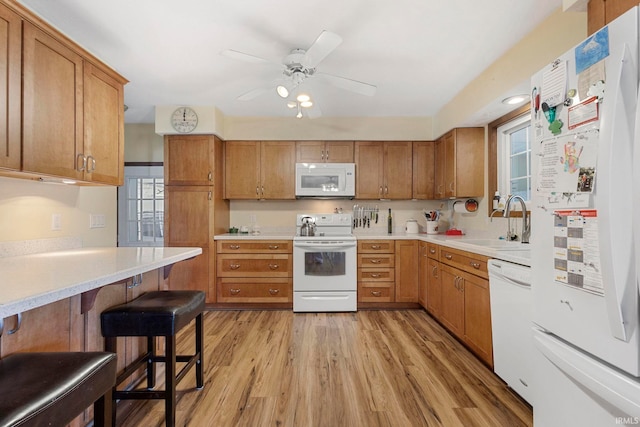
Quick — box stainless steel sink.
[458,239,531,251]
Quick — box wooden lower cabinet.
[427,244,493,367]
[395,240,419,303]
[215,240,293,305]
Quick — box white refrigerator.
[531,6,640,425]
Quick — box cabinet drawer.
[217,254,291,277]
[426,243,439,260]
[358,283,394,302]
[358,268,394,282]
[439,247,488,279]
[358,253,395,268]
[217,278,292,303]
[358,240,395,253]
[216,240,291,253]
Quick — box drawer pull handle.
[432,266,438,277]
[268,245,279,250]
[269,288,280,295]
[369,259,382,264]
[268,264,279,270]
[230,263,241,270]
[370,245,381,250]
[429,248,436,254]
[229,245,240,250]
[371,291,382,297]
[444,254,453,260]
[470,261,481,269]
[370,273,381,278]
[230,288,241,295]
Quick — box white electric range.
[293,213,357,312]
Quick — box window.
[497,114,531,202]
[117,165,164,247]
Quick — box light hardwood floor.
[116,309,532,427]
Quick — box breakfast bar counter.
[0,247,202,319]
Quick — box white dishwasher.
[488,258,534,405]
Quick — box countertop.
[0,246,202,318]
[214,232,530,267]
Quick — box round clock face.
[171,107,198,133]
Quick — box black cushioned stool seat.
[0,351,116,427]
[101,290,205,427]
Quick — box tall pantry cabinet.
[164,135,229,303]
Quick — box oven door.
[293,240,357,292]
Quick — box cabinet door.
[0,3,21,171]
[225,141,261,199]
[412,141,435,199]
[296,140,325,163]
[395,240,418,302]
[355,141,384,199]
[434,138,446,199]
[463,273,493,366]
[454,128,484,198]
[439,264,464,337]
[418,242,429,308]
[165,186,213,246]
[325,141,354,163]
[384,142,413,199]
[426,258,441,317]
[165,135,215,185]
[261,141,295,199]
[22,22,84,180]
[83,62,124,185]
[443,132,456,198]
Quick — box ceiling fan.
[221,30,377,105]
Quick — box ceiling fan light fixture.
[296,93,311,103]
[287,101,297,108]
[300,100,313,108]
[296,111,303,119]
[276,85,289,98]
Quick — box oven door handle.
[294,241,357,250]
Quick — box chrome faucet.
[503,195,530,243]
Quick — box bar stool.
[0,351,117,427]
[100,290,205,427]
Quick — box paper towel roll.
[453,201,467,213]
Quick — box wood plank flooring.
[116,309,532,427]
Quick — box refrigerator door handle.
[534,329,640,417]
[596,42,637,341]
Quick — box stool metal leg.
[147,335,156,389]
[104,337,118,427]
[94,387,113,427]
[196,313,204,389]
[165,334,176,427]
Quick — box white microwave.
[295,163,355,198]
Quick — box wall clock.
[171,107,198,133]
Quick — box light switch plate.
[90,214,106,229]
[51,213,62,231]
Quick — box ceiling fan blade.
[302,31,342,69]
[316,72,377,97]
[221,49,281,67]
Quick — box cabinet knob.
[470,261,481,269]
[268,245,279,250]
[230,288,241,295]
[370,273,381,278]
[444,254,453,260]
[429,248,436,254]
[369,259,382,264]
[268,263,279,270]
[370,245,381,250]
[229,244,240,250]
[230,263,241,270]
[371,291,382,297]
[268,288,280,295]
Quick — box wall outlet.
[90,214,106,229]
[51,213,62,231]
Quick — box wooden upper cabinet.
[435,128,484,199]
[355,141,412,199]
[587,0,637,35]
[0,3,21,171]
[22,22,84,181]
[296,140,354,163]
[412,141,435,199]
[21,19,126,185]
[165,135,217,185]
[83,62,125,185]
[225,140,295,199]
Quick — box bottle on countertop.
[493,191,501,210]
[497,194,507,211]
[387,208,393,234]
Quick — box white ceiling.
[18,0,562,124]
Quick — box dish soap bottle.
[387,209,393,234]
[493,191,501,210]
